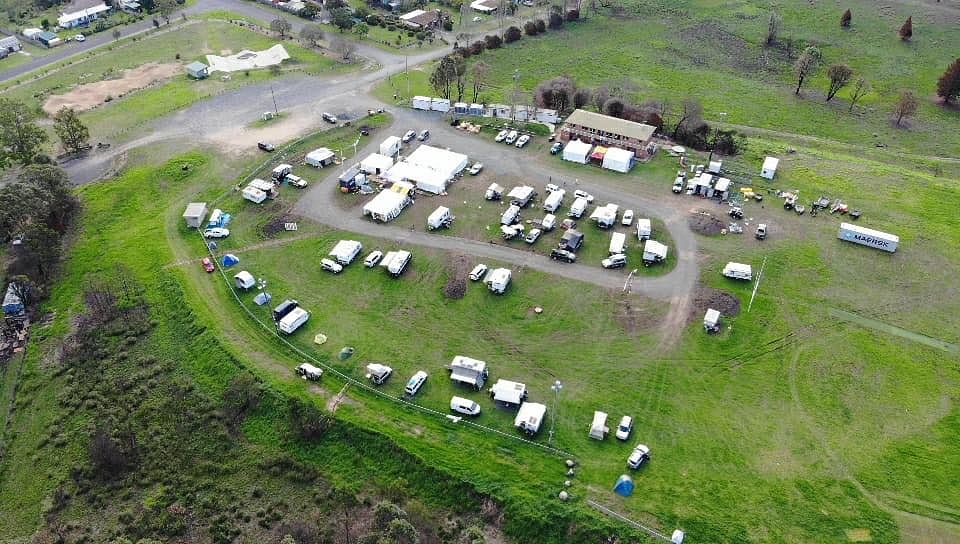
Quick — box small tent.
[234,271,256,290]
[601,147,635,173]
[613,475,634,497]
[253,292,272,306]
[221,254,239,267]
[562,140,592,164]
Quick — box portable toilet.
[613,475,634,497]
[761,156,779,180]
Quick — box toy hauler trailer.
[838,223,898,253]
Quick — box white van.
[404,371,428,396]
[609,232,626,255]
[450,396,481,416]
[543,189,565,213]
[636,218,652,240]
[568,197,588,218]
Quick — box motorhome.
[568,197,588,218]
[485,268,511,294]
[449,355,489,390]
[365,363,393,385]
[722,262,753,281]
[543,189,565,213]
[427,206,454,230]
[278,307,309,334]
[636,218,652,240]
[514,402,546,435]
[328,240,363,265]
[609,232,626,255]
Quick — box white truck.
[329,240,363,265]
[636,218,652,240]
[427,206,454,230]
[568,197,588,218]
[589,411,609,440]
[722,262,753,281]
[485,268,511,294]
[381,250,412,277]
[642,240,668,265]
[542,189,565,213]
[837,222,898,253]
[514,402,547,435]
[279,307,309,334]
[609,232,626,255]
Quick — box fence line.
[587,500,677,543]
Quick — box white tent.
[601,147,635,173]
[562,140,592,164]
[362,189,410,222]
[234,271,256,290]
[306,147,336,167]
[761,156,779,179]
[360,153,394,175]
[384,145,468,194]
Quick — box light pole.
[549,380,562,444]
[623,268,638,293]
[707,111,727,164]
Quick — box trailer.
[296,363,323,381]
[242,185,267,204]
[490,379,528,406]
[514,402,547,435]
[271,164,293,181]
[328,240,363,265]
[427,206,454,230]
[485,268,511,294]
[589,411,609,440]
[704,309,721,333]
[636,218,652,240]
[485,183,504,201]
[366,363,393,385]
[608,232,626,255]
[500,204,521,226]
[722,262,753,281]
[449,355,489,390]
[837,223,898,253]
[542,189,565,213]
[381,250,412,277]
[642,240,668,265]
[412,96,432,110]
[507,186,536,208]
[568,197,588,218]
[278,307,309,334]
[272,299,298,322]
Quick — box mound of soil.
[687,211,725,236]
[443,255,471,300]
[689,287,741,323]
[261,206,293,238]
[43,62,181,115]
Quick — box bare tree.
[893,89,919,126]
[671,98,703,138]
[299,24,324,47]
[793,46,821,95]
[825,63,853,101]
[471,61,491,102]
[765,11,781,46]
[271,17,292,38]
[592,85,609,112]
[848,76,870,112]
[331,37,357,60]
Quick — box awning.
[590,146,608,161]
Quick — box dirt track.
[42,62,181,115]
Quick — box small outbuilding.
[306,147,336,167]
[359,152,394,175]
[234,271,256,290]
[761,156,779,180]
[0,35,22,53]
[601,147,635,173]
[185,61,209,79]
[182,202,208,228]
[562,139,592,164]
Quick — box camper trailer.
[568,197,588,218]
[722,262,753,281]
[365,363,393,385]
[490,379,527,406]
[449,355,489,390]
[636,218,652,240]
[271,164,293,181]
[704,309,721,333]
[485,268,511,294]
[589,411,609,440]
[485,183,504,201]
[242,185,267,204]
[514,402,547,435]
[296,363,323,381]
[427,206,454,230]
[379,136,402,157]
[272,299,299,322]
[543,189,565,213]
[381,250,412,277]
[642,240,668,265]
[609,232,626,255]
[559,229,584,251]
[500,205,521,226]
[278,307,309,334]
[412,96,432,110]
[328,240,363,265]
[507,186,537,208]
[590,204,618,229]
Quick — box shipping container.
[837,223,898,253]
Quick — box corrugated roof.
[564,109,655,142]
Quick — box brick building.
[559,109,656,158]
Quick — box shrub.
[387,24,396,31]
[523,21,537,36]
[469,40,486,55]
[366,14,382,26]
[443,20,453,31]
[566,9,579,20]
[484,34,502,49]
[407,30,415,37]
[548,12,563,29]
[504,26,522,42]
[415,31,426,41]
[535,19,546,33]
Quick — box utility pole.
[549,380,563,444]
[270,84,279,115]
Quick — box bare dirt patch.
[615,295,660,335]
[688,286,741,323]
[687,209,726,236]
[442,254,471,299]
[42,62,181,115]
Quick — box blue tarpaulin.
[222,254,239,267]
[253,292,272,306]
[613,475,634,497]
[207,209,232,228]
[2,283,24,315]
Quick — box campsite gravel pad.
[687,212,726,236]
[689,287,741,323]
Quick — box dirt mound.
[687,210,725,236]
[43,62,181,115]
[443,254,471,299]
[261,206,295,238]
[688,287,741,323]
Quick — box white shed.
[182,202,208,228]
[761,156,779,180]
[379,136,401,157]
[562,139,592,164]
[306,147,336,167]
[360,153,394,175]
[234,271,256,290]
[601,147,635,173]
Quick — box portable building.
[500,204,521,226]
[590,204,617,229]
[485,268,511,294]
[514,402,546,435]
[507,186,536,207]
[0,36,22,52]
[234,271,256,290]
[296,363,323,381]
[543,189,565,213]
[380,250,412,277]
[469,103,484,116]
[589,411,609,440]
[329,240,363,265]
[306,148,336,167]
[722,262,753,281]
[2,283,24,315]
[609,232,626,255]
[185,61,209,79]
[694,173,713,195]
[642,240,668,265]
[412,96,432,110]
[359,153,394,175]
[568,197,588,218]
[490,379,527,405]
[182,202,208,228]
[562,140,592,164]
[601,147,635,173]
[242,185,267,204]
[704,308,721,332]
[379,136,402,157]
[636,218,652,240]
[761,156,779,180]
[453,102,469,114]
[837,223,898,253]
[35,31,60,47]
[338,164,362,190]
[279,307,309,334]
[430,98,450,112]
[713,177,731,200]
[427,206,454,230]
[362,185,412,222]
[272,299,299,322]
[449,355,489,390]
[560,229,584,251]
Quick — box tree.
[430,55,457,99]
[222,374,262,431]
[765,11,781,45]
[332,8,355,31]
[471,61,490,102]
[271,17,292,37]
[825,63,853,101]
[504,25,521,42]
[592,85,610,111]
[469,40,485,56]
[523,21,537,36]
[899,16,912,41]
[373,501,406,531]
[451,54,467,101]
[484,34,502,49]
[20,223,62,281]
[572,87,591,109]
[331,37,357,60]
[535,19,546,33]
[848,76,870,112]
[548,12,563,29]
[384,519,420,544]
[535,76,576,113]
[893,89,919,126]
[0,98,48,167]
[353,21,369,40]
[793,46,821,95]
[156,0,177,23]
[935,58,960,104]
[299,24,324,47]
[840,9,851,28]
[602,97,625,118]
[671,98,703,138]
[53,107,90,154]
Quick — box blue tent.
[222,254,239,267]
[253,292,272,306]
[613,474,634,497]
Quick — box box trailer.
[609,232,626,255]
[722,262,753,281]
[568,197,588,218]
[514,402,547,435]
[704,309,721,333]
[412,96,432,110]
[543,189,565,213]
[589,411,609,440]
[642,240,668,265]
[837,223,898,253]
[485,268,511,294]
[279,307,309,334]
[329,240,363,265]
[427,206,454,230]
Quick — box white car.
[545,183,560,194]
[203,228,230,238]
[504,130,518,144]
[450,396,481,416]
[286,174,307,188]
[402,130,417,143]
[469,263,488,281]
[672,177,685,193]
[621,209,634,226]
[321,258,343,274]
[627,444,651,469]
[524,228,542,244]
[364,250,383,268]
[494,130,508,142]
[472,16,482,22]
[74,34,86,42]
[515,135,530,148]
[615,415,633,440]
[468,163,483,175]
[573,189,594,203]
